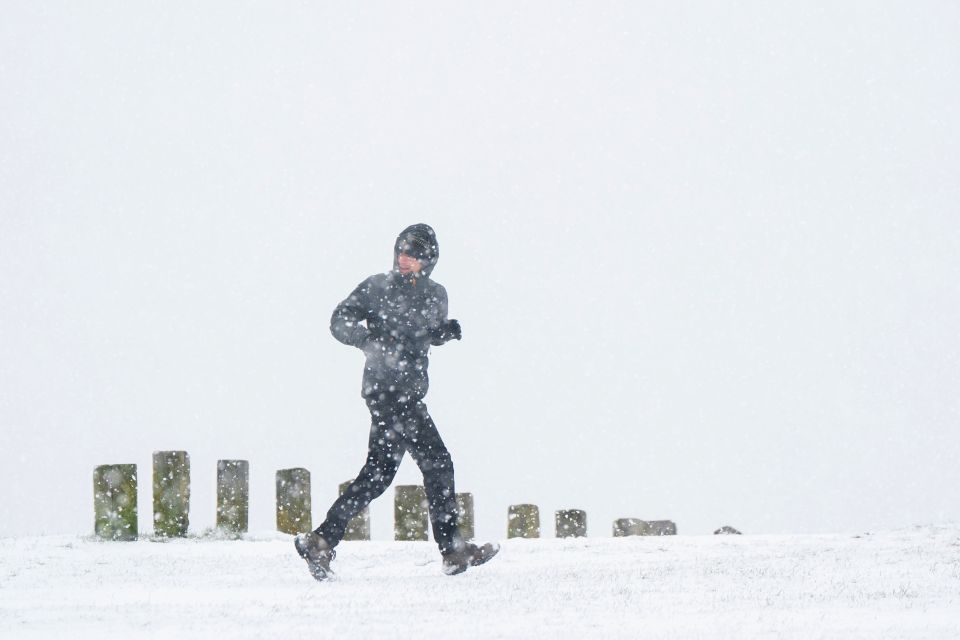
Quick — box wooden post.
[456,493,475,541]
[612,518,649,537]
[714,525,742,535]
[93,464,138,541]
[276,468,312,534]
[216,460,249,535]
[507,504,540,539]
[394,485,428,541]
[339,480,371,541]
[153,451,190,537]
[647,520,677,536]
[555,509,587,538]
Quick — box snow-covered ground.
[1,526,958,639]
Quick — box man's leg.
[401,399,464,555]
[314,397,404,548]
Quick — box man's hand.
[445,319,462,341]
[432,319,461,343]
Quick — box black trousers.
[316,392,464,554]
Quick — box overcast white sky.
[1,2,958,540]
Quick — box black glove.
[432,319,462,343]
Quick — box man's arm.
[330,278,374,349]
[429,285,461,345]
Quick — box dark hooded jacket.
[330,224,454,400]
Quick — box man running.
[295,223,498,581]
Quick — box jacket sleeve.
[330,277,374,349]
[429,285,450,346]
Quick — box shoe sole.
[471,542,500,567]
[442,562,469,576]
[294,536,333,582]
[443,542,500,576]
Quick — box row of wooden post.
[94,452,677,541]
[506,505,677,538]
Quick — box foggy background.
[1,1,958,540]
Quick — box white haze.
[0,2,958,540]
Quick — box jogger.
[295,223,498,581]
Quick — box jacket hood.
[393,223,439,278]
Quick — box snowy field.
[1,526,958,639]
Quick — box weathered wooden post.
[276,468,312,534]
[647,520,677,536]
[153,451,190,537]
[216,460,249,535]
[339,480,371,541]
[555,509,587,538]
[93,464,138,540]
[613,518,649,537]
[456,492,475,541]
[507,504,540,538]
[714,525,742,535]
[394,485,428,541]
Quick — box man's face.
[397,253,423,275]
